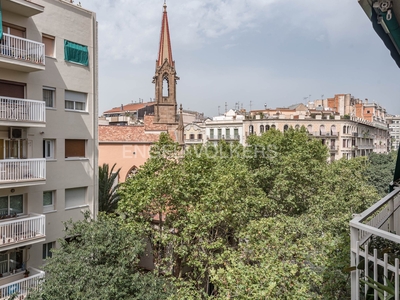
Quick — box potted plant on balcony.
[23,270,29,278]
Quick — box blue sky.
[80,0,400,117]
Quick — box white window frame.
[43,139,55,159]
[65,90,87,112]
[43,87,55,108]
[43,190,55,212]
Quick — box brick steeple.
[153,1,179,124]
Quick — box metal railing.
[0,267,45,299]
[0,96,46,123]
[0,214,45,249]
[0,33,45,65]
[0,159,46,182]
[350,188,400,300]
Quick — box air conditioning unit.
[10,128,23,139]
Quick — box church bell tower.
[153,1,179,124]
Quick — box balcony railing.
[0,33,45,66]
[0,214,45,250]
[350,188,400,300]
[0,159,46,183]
[0,96,46,124]
[208,135,240,141]
[0,267,44,299]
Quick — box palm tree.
[98,163,121,213]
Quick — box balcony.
[0,267,44,299]
[350,188,400,300]
[329,145,339,152]
[0,97,45,127]
[0,159,46,188]
[208,135,240,141]
[1,0,44,17]
[0,34,45,72]
[0,214,45,251]
[185,139,203,144]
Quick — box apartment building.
[205,109,245,145]
[386,115,400,151]
[246,95,390,161]
[0,0,97,297]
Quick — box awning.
[371,8,400,68]
[64,40,89,66]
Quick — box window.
[0,194,23,216]
[43,139,55,159]
[260,125,264,134]
[64,40,88,66]
[0,250,23,274]
[197,134,202,140]
[65,187,86,209]
[4,139,27,159]
[218,129,222,138]
[249,125,254,135]
[42,34,55,57]
[284,125,289,132]
[43,87,55,108]
[65,139,85,158]
[234,128,239,138]
[210,129,214,139]
[189,134,195,140]
[225,128,230,138]
[42,242,55,259]
[43,191,55,212]
[65,90,87,111]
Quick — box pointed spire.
[157,1,173,67]
[177,104,184,130]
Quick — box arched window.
[162,76,169,97]
[284,125,289,132]
[343,126,346,134]
[260,125,264,134]
[126,166,138,180]
[295,124,300,130]
[266,125,270,131]
[249,125,254,135]
[331,125,336,135]
[307,124,312,133]
[271,124,276,129]
[347,126,350,134]
[320,125,325,135]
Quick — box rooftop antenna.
[225,102,228,113]
[321,94,324,99]
[264,103,267,109]
[218,106,220,115]
[250,100,252,112]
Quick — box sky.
[79,0,400,117]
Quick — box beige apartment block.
[387,115,400,151]
[0,0,98,296]
[246,96,390,161]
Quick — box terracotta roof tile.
[103,102,155,114]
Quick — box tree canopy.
[117,128,378,299]
[29,212,172,300]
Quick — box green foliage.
[118,130,378,299]
[98,163,121,213]
[365,152,397,197]
[28,212,172,300]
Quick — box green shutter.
[64,40,88,66]
[0,1,3,40]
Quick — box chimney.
[121,104,124,111]
[365,98,368,104]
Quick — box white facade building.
[205,109,245,145]
[387,115,400,151]
[0,0,98,296]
